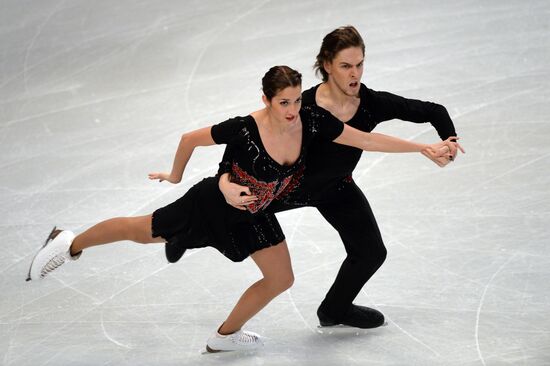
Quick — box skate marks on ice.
[2,0,550,365]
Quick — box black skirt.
[151,177,285,262]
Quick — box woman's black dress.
[152,105,343,262]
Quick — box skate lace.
[232,331,259,345]
[40,255,66,278]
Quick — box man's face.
[324,47,364,96]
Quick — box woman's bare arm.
[149,126,216,184]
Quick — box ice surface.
[1,1,549,365]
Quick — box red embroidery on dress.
[277,164,305,200]
[231,163,293,213]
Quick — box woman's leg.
[27,214,164,281]
[218,240,294,335]
[70,214,164,255]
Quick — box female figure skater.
[27,66,456,352]
[217,26,465,329]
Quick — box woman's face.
[324,46,364,96]
[265,85,302,126]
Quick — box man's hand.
[218,173,257,210]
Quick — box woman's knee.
[266,271,294,294]
[280,271,295,290]
[126,215,157,244]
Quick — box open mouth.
[349,81,359,88]
[286,116,295,122]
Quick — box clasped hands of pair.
[422,137,465,167]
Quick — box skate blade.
[316,325,371,336]
[202,346,239,354]
[317,321,388,331]
[26,226,58,281]
[317,324,360,334]
[318,324,353,329]
[202,343,265,354]
[205,345,226,353]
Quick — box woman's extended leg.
[206,240,294,352]
[27,214,163,281]
[70,214,164,255]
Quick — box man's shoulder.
[301,84,320,106]
[360,83,381,99]
[361,84,406,107]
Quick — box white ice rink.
[1,1,549,365]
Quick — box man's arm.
[370,89,457,140]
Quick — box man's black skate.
[318,304,385,329]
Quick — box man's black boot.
[317,303,385,328]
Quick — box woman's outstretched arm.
[149,126,216,183]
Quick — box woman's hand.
[422,137,465,167]
[422,148,452,167]
[148,172,180,184]
[218,173,257,210]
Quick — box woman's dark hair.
[262,65,302,100]
[314,25,365,82]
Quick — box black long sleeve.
[369,89,457,140]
